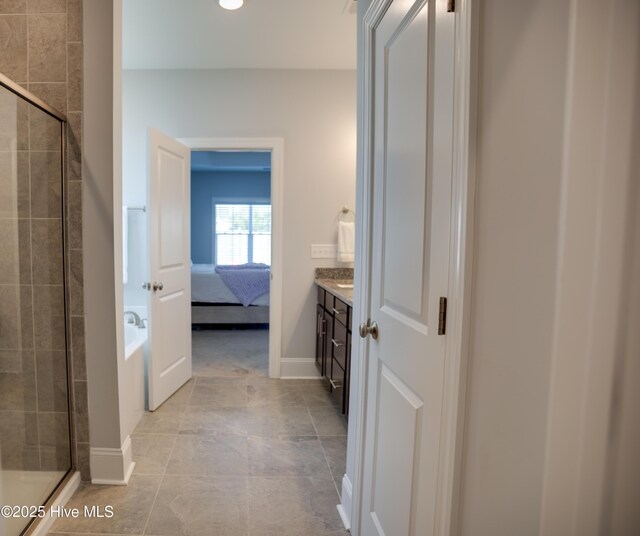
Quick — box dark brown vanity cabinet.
[315,304,326,376]
[315,286,352,416]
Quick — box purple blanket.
[215,264,270,307]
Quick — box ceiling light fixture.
[219,0,243,10]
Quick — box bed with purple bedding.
[191,264,270,325]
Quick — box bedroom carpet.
[48,329,348,536]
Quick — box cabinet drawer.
[331,320,348,370]
[324,308,333,349]
[317,286,326,309]
[345,334,351,416]
[315,304,326,375]
[332,297,349,327]
[329,358,346,410]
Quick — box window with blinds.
[214,202,271,265]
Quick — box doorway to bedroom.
[190,150,272,378]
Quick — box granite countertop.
[314,268,354,306]
[316,278,354,306]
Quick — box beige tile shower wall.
[0,0,89,480]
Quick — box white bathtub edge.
[124,326,147,360]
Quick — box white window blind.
[214,203,271,265]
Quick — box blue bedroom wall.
[191,169,271,263]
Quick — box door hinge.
[447,0,455,13]
[438,297,448,335]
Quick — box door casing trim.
[178,137,284,379]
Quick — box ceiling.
[123,0,357,70]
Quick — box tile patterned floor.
[48,329,348,536]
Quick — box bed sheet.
[191,264,270,306]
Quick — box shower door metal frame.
[0,71,78,536]
[0,73,68,122]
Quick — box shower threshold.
[0,470,66,535]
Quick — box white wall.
[122,69,356,361]
[539,1,640,534]
[84,0,136,484]
[459,1,640,534]
[459,1,569,534]
[83,0,121,450]
[608,146,640,534]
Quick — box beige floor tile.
[131,434,176,475]
[248,436,332,477]
[309,407,348,436]
[180,405,248,435]
[166,434,249,477]
[160,378,194,407]
[190,377,248,407]
[319,436,348,479]
[134,404,186,435]
[334,476,343,499]
[246,378,306,407]
[295,380,336,407]
[50,474,161,534]
[145,475,248,536]
[50,329,347,535]
[248,477,347,536]
[245,406,317,437]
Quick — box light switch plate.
[311,244,337,259]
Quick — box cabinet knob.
[359,320,379,340]
[152,282,164,291]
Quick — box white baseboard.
[90,435,135,485]
[29,471,81,536]
[279,358,321,379]
[337,504,351,532]
[339,474,353,531]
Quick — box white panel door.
[360,0,455,534]
[148,128,192,411]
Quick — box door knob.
[142,282,151,291]
[152,282,164,291]
[359,319,379,340]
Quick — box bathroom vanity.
[315,269,354,416]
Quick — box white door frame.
[178,137,284,379]
[348,0,477,533]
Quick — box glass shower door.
[0,78,72,535]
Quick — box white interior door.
[148,128,192,411]
[360,0,455,534]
